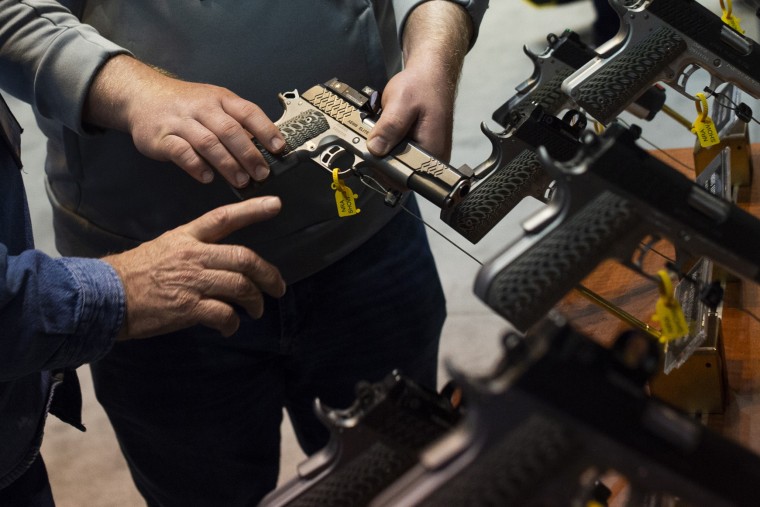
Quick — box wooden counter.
[555,143,760,455]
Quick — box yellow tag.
[691,92,721,148]
[331,168,361,217]
[720,0,745,33]
[651,270,689,343]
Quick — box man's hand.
[84,55,285,189]
[367,1,472,162]
[368,66,456,162]
[104,196,287,340]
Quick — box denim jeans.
[90,197,446,506]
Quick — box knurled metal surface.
[309,89,355,123]
[417,157,449,178]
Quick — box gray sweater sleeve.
[0,0,129,134]
[392,0,490,49]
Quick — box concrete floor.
[7,1,760,505]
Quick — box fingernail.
[271,137,285,152]
[262,196,281,213]
[253,165,270,181]
[201,170,214,183]
[236,172,250,187]
[367,136,388,155]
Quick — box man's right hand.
[84,55,285,189]
[104,196,287,340]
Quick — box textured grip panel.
[444,150,551,244]
[288,442,414,507]
[572,27,686,123]
[525,68,574,116]
[419,415,576,507]
[254,109,329,165]
[485,192,639,331]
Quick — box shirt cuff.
[57,257,125,364]
[34,27,130,135]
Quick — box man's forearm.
[402,1,473,96]
[84,54,165,132]
[0,250,123,380]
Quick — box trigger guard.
[315,145,357,172]
[673,64,705,101]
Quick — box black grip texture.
[444,150,551,244]
[287,442,415,507]
[254,109,329,166]
[418,415,577,507]
[572,27,686,123]
[525,68,575,116]
[484,192,640,331]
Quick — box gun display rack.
[556,138,758,434]
[257,4,760,495]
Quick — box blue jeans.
[90,197,446,507]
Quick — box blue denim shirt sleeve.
[0,246,125,382]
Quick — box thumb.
[367,106,414,157]
[184,196,282,243]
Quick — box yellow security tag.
[691,92,721,148]
[651,270,689,343]
[720,0,745,33]
[331,168,361,217]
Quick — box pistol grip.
[232,109,330,200]
[255,109,330,168]
[479,192,642,331]
[442,150,552,244]
[564,28,686,125]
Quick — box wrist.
[102,254,132,341]
[83,54,157,132]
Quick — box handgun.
[258,370,460,507]
[493,29,666,127]
[441,105,583,243]
[233,77,473,211]
[235,77,584,244]
[473,122,760,332]
[370,313,760,507]
[562,0,760,125]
